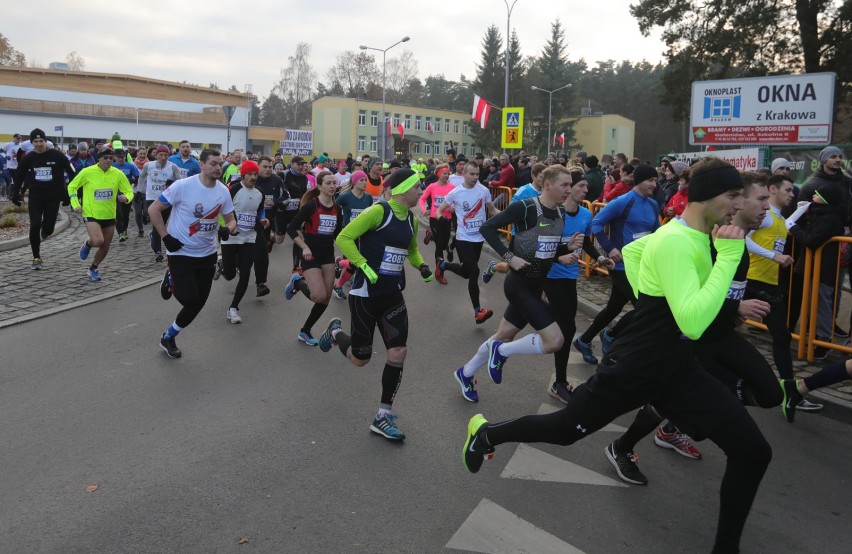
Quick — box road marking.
[446,498,586,554]
[536,403,627,433]
[501,443,628,487]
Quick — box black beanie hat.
[632,164,657,185]
[97,148,115,160]
[30,128,46,141]
[688,162,743,203]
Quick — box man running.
[68,148,133,281]
[168,140,201,180]
[140,145,182,262]
[149,149,237,358]
[112,148,140,242]
[316,169,433,441]
[462,159,771,554]
[12,128,76,270]
[437,161,499,324]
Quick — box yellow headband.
[391,173,421,195]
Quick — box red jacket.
[489,163,516,188]
[603,180,631,202]
[665,188,688,217]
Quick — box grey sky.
[7,0,665,100]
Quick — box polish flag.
[397,124,405,142]
[386,119,392,139]
[472,94,491,128]
[557,132,566,148]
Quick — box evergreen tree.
[471,25,506,154]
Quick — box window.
[434,141,440,154]
[443,141,449,154]
[454,120,459,134]
[393,113,400,126]
[370,111,378,126]
[370,136,377,152]
[463,122,468,135]
[434,118,441,133]
[425,117,433,132]
[404,115,411,129]
[611,129,616,139]
[414,142,420,154]
[415,116,422,131]
[425,142,431,154]
[358,110,366,126]
[444,120,450,133]
[358,136,365,151]
[462,143,468,156]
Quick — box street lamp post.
[360,36,410,160]
[503,0,519,154]
[531,84,572,153]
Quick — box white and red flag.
[396,124,405,142]
[472,94,491,128]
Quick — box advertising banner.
[280,129,313,155]
[666,148,763,172]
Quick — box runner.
[462,159,771,554]
[437,161,499,324]
[452,165,574,402]
[12,128,76,270]
[333,170,374,298]
[67,148,133,281]
[132,148,148,237]
[364,158,384,202]
[285,171,344,346]
[280,156,310,272]
[316,169,433,440]
[149,149,237,358]
[253,156,284,297]
[168,140,201,180]
[221,160,268,323]
[418,164,454,284]
[111,148,140,242]
[140,145,182,262]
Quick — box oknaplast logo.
[703,94,742,122]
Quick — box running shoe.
[40,229,51,240]
[160,268,173,300]
[482,260,496,284]
[423,228,432,245]
[213,257,223,281]
[333,286,347,300]
[833,324,849,338]
[370,413,406,440]
[813,346,830,361]
[654,426,702,459]
[31,257,42,270]
[319,317,342,352]
[159,335,182,358]
[599,328,614,356]
[138,229,144,238]
[797,398,824,412]
[297,329,318,346]
[486,339,507,384]
[334,256,343,279]
[256,283,271,297]
[79,240,91,260]
[475,307,493,325]
[573,336,598,365]
[454,368,479,403]
[548,382,573,405]
[119,232,128,242]
[285,273,303,300]
[463,414,494,473]
[226,307,242,324]
[87,268,102,281]
[435,262,447,285]
[605,441,647,485]
[154,252,165,263]
[780,379,800,423]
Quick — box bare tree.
[326,50,381,97]
[276,43,317,127]
[385,50,419,103]
[0,33,26,66]
[65,51,86,71]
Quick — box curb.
[0,209,71,252]
[0,276,160,330]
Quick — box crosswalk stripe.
[446,498,586,554]
[500,443,628,487]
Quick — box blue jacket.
[168,154,201,178]
[591,189,660,270]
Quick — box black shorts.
[274,212,294,235]
[301,253,335,270]
[348,292,408,361]
[502,271,555,331]
[86,218,116,228]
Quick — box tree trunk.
[795,0,822,72]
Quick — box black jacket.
[790,202,844,285]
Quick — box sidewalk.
[0,207,162,328]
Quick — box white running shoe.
[227,307,242,324]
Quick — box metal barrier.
[489,186,514,239]
[805,236,852,361]
[579,201,610,277]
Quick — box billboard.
[280,129,313,155]
[690,73,835,146]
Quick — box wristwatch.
[597,255,607,264]
[502,251,515,262]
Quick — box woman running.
[333,170,373,298]
[418,164,455,284]
[285,171,344,345]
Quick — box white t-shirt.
[443,183,491,243]
[448,174,465,188]
[162,176,234,257]
[3,142,20,169]
[228,185,264,245]
[334,171,350,186]
[144,160,181,200]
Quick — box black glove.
[10,194,22,207]
[419,263,434,282]
[162,234,184,252]
[218,226,231,242]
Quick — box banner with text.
[667,148,763,172]
[770,146,852,185]
[280,129,313,155]
[690,73,835,146]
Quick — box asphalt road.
[2,246,851,553]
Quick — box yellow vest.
[747,208,786,285]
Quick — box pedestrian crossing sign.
[501,107,524,148]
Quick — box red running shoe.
[654,426,702,459]
[474,308,493,325]
[435,263,447,284]
[423,229,432,245]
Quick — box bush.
[0,214,18,228]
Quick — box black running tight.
[441,240,482,309]
[169,253,217,329]
[543,278,578,383]
[221,242,255,309]
[429,216,451,260]
[27,193,61,258]
[580,270,635,343]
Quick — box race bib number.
[727,280,746,301]
[349,208,363,222]
[773,237,786,253]
[284,198,300,211]
[34,167,51,182]
[434,196,445,205]
[464,219,483,230]
[632,231,650,240]
[178,168,188,179]
[94,189,113,200]
[379,246,407,276]
[236,212,257,230]
[191,218,217,237]
[535,235,560,259]
[317,214,337,235]
[150,179,166,192]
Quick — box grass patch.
[3,204,27,213]
[0,214,19,228]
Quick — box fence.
[804,236,852,361]
[488,186,515,239]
